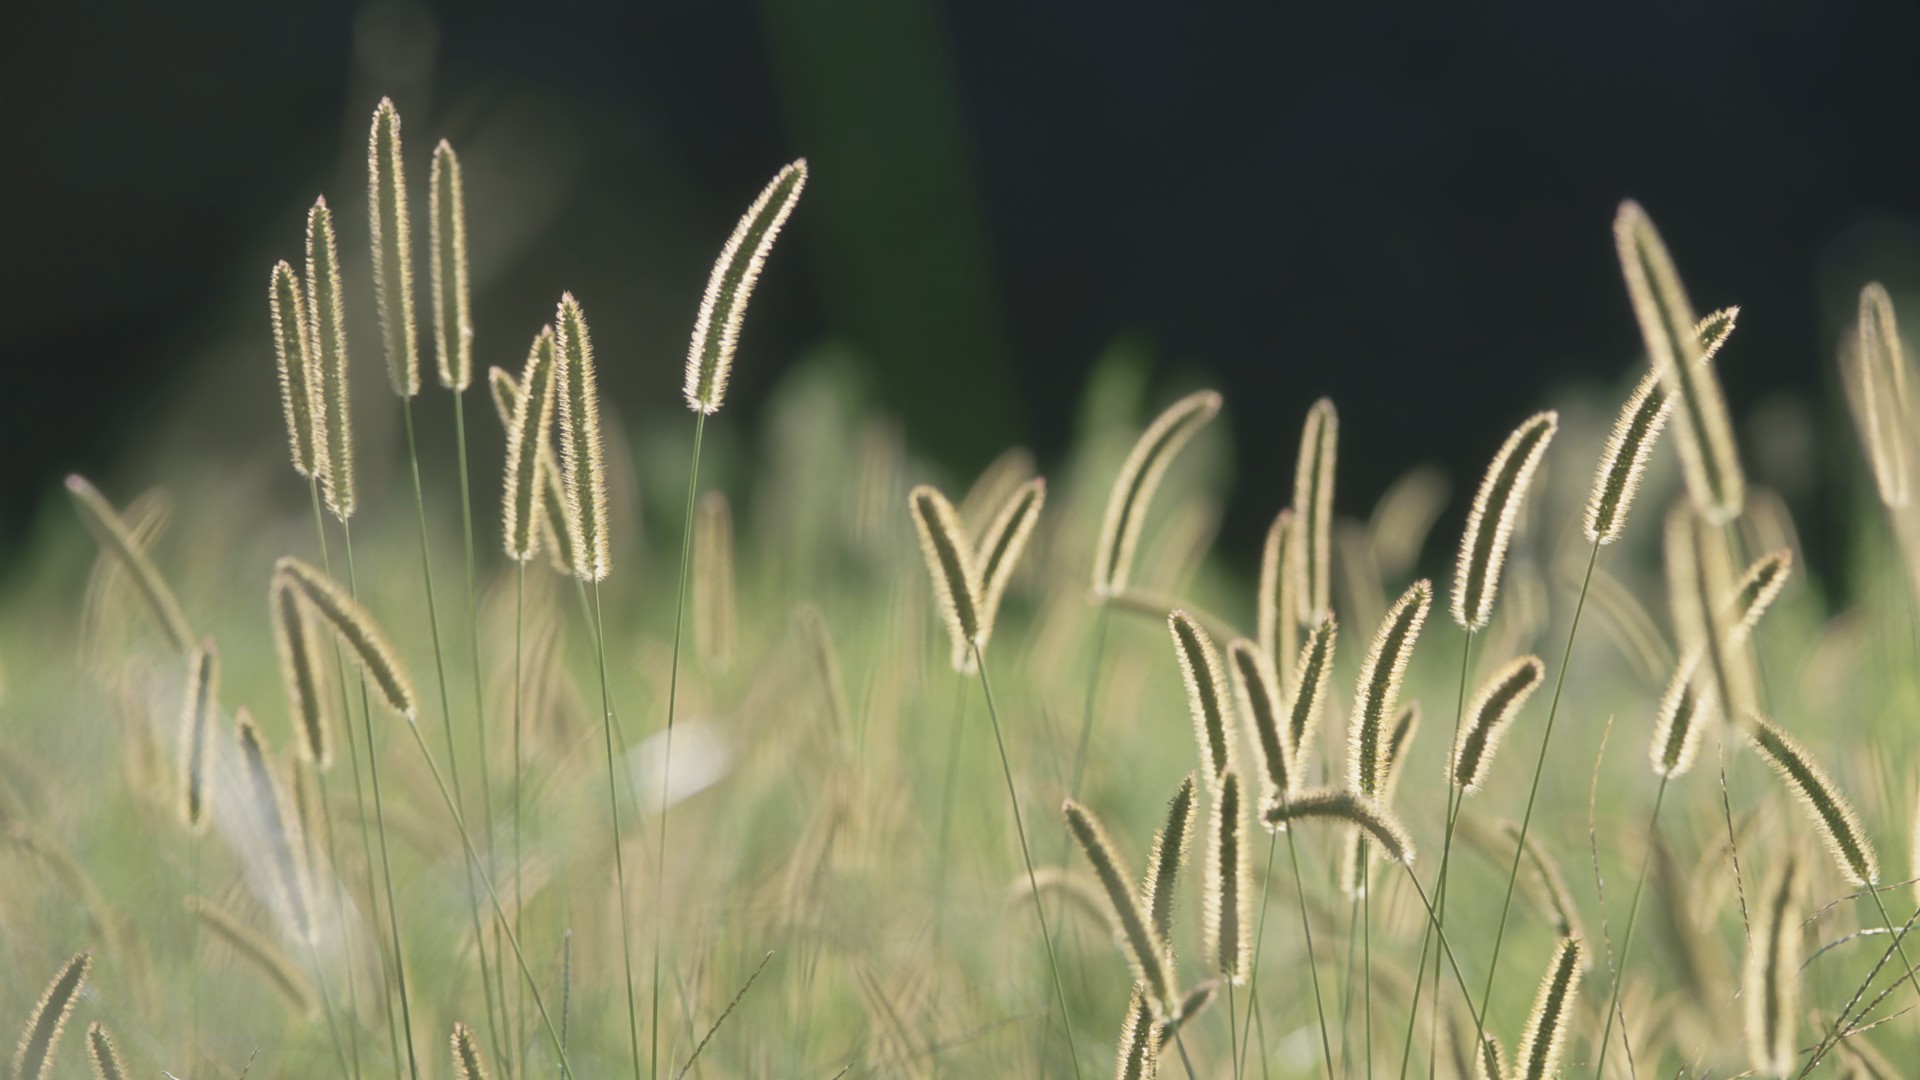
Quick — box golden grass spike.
[1203,769,1251,982]
[1854,283,1910,507]
[1614,200,1744,522]
[1114,985,1158,1080]
[1228,640,1291,806]
[1092,389,1222,598]
[1262,787,1414,864]
[489,364,572,574]
[1749,714,1878,886]
[685,160,808,414]
[1744,857,1799,1078]
[1290,398,1338,625]
[1349,579,1432,798]
[1696,305,1740,360]
[1286,617,1337,785]
[693,491,737,670]
[429,140,472,391]
[1515,935,1580,1080]
[554,292,610,580]
[269,260,322,479]
[1452,411,1558,630]
[1585,371,1670,546]
[183,895,317,1015]
[503,327,559,563]
[180,639,219,830]
[1729,548,1792,643]
[1500,820,1584,945]
[974,477,1046,653]
[271,580,330,768]
[84,1022,127,1080]
[307,197,354,519]
[1471,1030,1505,1080]
[908,484,984,672]
[12,950,89,1080]
[1141,773,1196,951]
[1256,508,1300,694]
[368,98,418,397]
[1451,655,1546,793]
[234,711,313,940]
[1650,648,1713,779]
[1063,798,1176,1015]
[275,557,417,718]
[1169,610,1233,782]
[450,1020,491,1080]
[65,475,194,655]
[961,446,1036,544]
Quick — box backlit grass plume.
[1257,509,1300,692]
[974,477,1045,655]
[1290,398,1338,625]
[1142,773,1196,950]
[555,293,610,580]
[1615,200,1744,522]
[430,141,472,391]
[1114,987,1158,1080]
[1514,935,1580,1080]
[1169,610,1233,781]
[66,475,194,656]
[183,895,317,1015]
[451,1021,491,1080]
[1203,769,1250,982]
[1851,283,1911,507]
[1228,639,1292,804]
[503,327,559,563]
[490,364,572,574]
[269,260,321,479]
[1287,617,1337,782]
[1451,654,1545,793]
[235,710,312,940]
[275,557,417,719]
[84,1022,127,1080]
[1349,579,1432,798]
[1262,787,1414,865]
[368,98,418,397]
[908,484,983,672]
[693,491,737,670]
[1749,714,1877,886]
[1650,650,1713,778]
[271,579,330,767]
[684,160,808,414]
[1452,411,1557,630]
[1730,548,1792,643]
[307,197,354,519]
[1744,857,1800,1078]
[1063,798,1177,1016]
[1092,389,1222,598]
[180,639,218,830]
[12,950,88,1080]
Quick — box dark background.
[7,0,1920,573]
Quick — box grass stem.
[1591,774,1667,1078]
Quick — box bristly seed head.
[1203,770,1251,983]
[1092,389,1222,598]
[908,484,984,672]
[1170,610,1233,782]
[271,580,331,769]
[973,476,1046,659]
[180,639,219,831]
[85,1021,129,1080]
[1852,283,1912,508]
[1349,580,1432,797]
[1452,411,1557,630]
[1748,714,1878,887]
[275,556,418,719]
[307,196,355,520]
[234,711,313,942]
[429,140,472,392]
[503,327,559,563]
[1729,548,1792,644]
[1744,856,1800,1078]
[1062,798,1177,1017]
[368,98,418,397]
[1516,935,1581,1080]
[685,160,808,414]
[1451,654,1546,793]
[269,260,322,480]
[554,293,610,581]
[1142,773,1196,955]
[1290,398,1338,627]
[1257,508,1300,695]
[451,1020,491,1080]
[12,951,89,1080]
[1287,617,1337,786]
[1262,787,1415,865]
[1650,648,1714,778]
[1228,639,1292,807]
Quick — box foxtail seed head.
[1854,283,1911,508]
[270,260,322,479]
[307,197,355,520]
[503,327,559,563]
[974,477,1045,655]
[180,639,219,830]
[1228,639,1291,806]
[1290,398,1338,626]
[1744,857,1800,1078]
[275,557,417,719]
[271,580,331,768]
[1262,787,1414,865]
[685,160,808,414]
[1515,936,1581,1080]
[429,140,472,391]
[12,951,89,1080]
[66,475,195,656]
[1092,389,1222,598]
[489,365,573,574]
[85,1022,128,1080]
[1063,798,1177,1016]
[1142,773,1196,951]
[1169,610,1233,782]
[368,98,418,397]
[1203,770,1251,982]
[1452,411,1557,630]
[1650,649,1713,778]
[1730,549,1792,644]
[1451,655,1545,793]
[451,1021,491,1080]
[1287,617,1337,784]
[1115,986,1159,1080]
[1349,580,1432,797]
[908,484,984,672]
[1749,714,1878,886]
[1256,508,1300,695]
[554,293,610,580]
[235,710,313,941]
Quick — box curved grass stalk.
[1591,776,1668,1078]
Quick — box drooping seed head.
[503,327,559,563]
[368,98,418,397]
[275,557,417,719]
[271,580,331,768]
[554,293,610,580]
[1286,617,1337,783]
[693,491,737,671]
[1256,508,1300,695]
[1729,548,1792,644]
[269,260,323,479]
[1615,200,1745,522]
[66,475,194,656]
[1262,787,1415,865]
[180,639,219,830]
[1515,935,1581,1080]
[974,477,1046,655]
[1743,856,1800,1078]
[1114,985,1159,1080]
[451,1021,491,1080]
[1749,714,1878,886]
[1290,398,1338,626]
[1092,389,1222,598]
[234,711,313,941]
[1142,773,1196,951]
[1349,580,1432,797]
[908,484,984,673]
[685,160,808,414]
[1228,639,1291,806]
[1502,820,1585,945]
[1650,648,1714,778]
[306,197,354,519]
[1169,610,1233,782]
[1063,798,1177,1016]
[85,1021,128,1080]
[183,895,317,1015]
[1852,283,1911,508]
[1451,655,1545,793]
[1203,770,1251,982]
[429,140,472,391]
[1452,411,1557,630]
[12,951,89,1080]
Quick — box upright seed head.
[1349,580,1432,797]
[12,951,89,1080]
[429,140,472,391]
[1114,985,1159,1080]
[307,197,355,520]
[1749,714,1878,886]
[489,364,574,574]
[1203,770,1251,982]
[1286,617,1338,783]
[451,1021,491,1080]
[368,98,418,397]
[1615,200,1745,522]
[1256,508,1300,695]
[908,484,984,672]
[234,710,313,941]
[1169,610,1233,782]
[271,580,331,768]
[503,327,559,563]
[1063,798,1177,1016]
[974,477,1046,656]
[66,475,195,656]
[1650,648,1714,778]
[1515,935,1581,1080]
[1729,549,1792,643]
[1586,370,1669,546]
[554,293,610,580]
[1092,389,1222,598]
[1142,773,1196,952]
[275,557,417,719]
[693,491,737,671]
[685,160,808,414]
[85,1021,128,1080]
[1744,857,1801,1079]
[180,639,219,830]
[1290,398,1339,626]
[1452,411,1557,630]
[1852,283,1911,508]
[1451,655,1546,793]
[1262,786,1415,864]
[1228,639,1291,807]
[269,260,322,479]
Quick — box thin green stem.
[973,641,1083,1080]
[1235,833,1279,1078]
[589,580,645,1080]
[1363,840,1373,1080]
[1227,980,1240,1080]
[1801,893,1920,1075]
[1866,887,1920,1015]
[513,563,527,1079]
[315,769,365,1080]
[1287,828,1335,1079]
[1591,775,1668,1078]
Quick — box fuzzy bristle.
[1092,389,1222,598]
[1290,398,1338,626]
[272,581,331,768]
[1256,508,1301,695]
[1229,639,1292,806]
[1202,770,1251,982]
[1515,935,1580,1080]
[451,1020,491,1080]
[1650,649,1713,778]
[1452,411,1557,630]
[974,477,1046,657]
[275,557,417,719]
[368,98,418,397]
[1749,715,1878,886]
[12,951,89,1080]
[66,476,195,656]
[908,484,984,673]
[269,260,321,479]
[429,140,472,391]
[85,1021,128,1080]
[1141,773,1196,953]
[554,293,610,581]
[180,639,219,830]
[1263,787,1415,865]
[1063,798,1176,1016]
[685,160,808,414]
[503,327,559,563]
[1743,857,1800,1078]
[1451,655,1545,793]
[1349,580,1432,798]
[307,197,355,520]
[1169,610,1233,782]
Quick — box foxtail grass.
[1169,610,1233,782]
[1256,510,1300,697]
[1850,283,1911,508]
[179,640,217,830]
[1290,399,1337,626]
[1227,640,1290,806]
[307,198,354,521]
[234,711,314,941]
[1204,770,1250,984]
[1451,411,1557,631]
[975,477,1045,653]
[1349,580,1432,799]
[84,1022,126,1080]
[272,581,331,768]
[1744,858,1800,1078]
[451,1022,489,1080]
[1515,936,1581,1080]
[13,951,89,1080]
[1091,389,1222,600]
[1064,798,1177,1016]
[1143,774,1197,950]
[65,476,194,656]
[1450,655,1545,794]
[1263,788,1413,864]
[270,259,322,480]
[1115,987,1158,1080]
[275,557,417,718]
